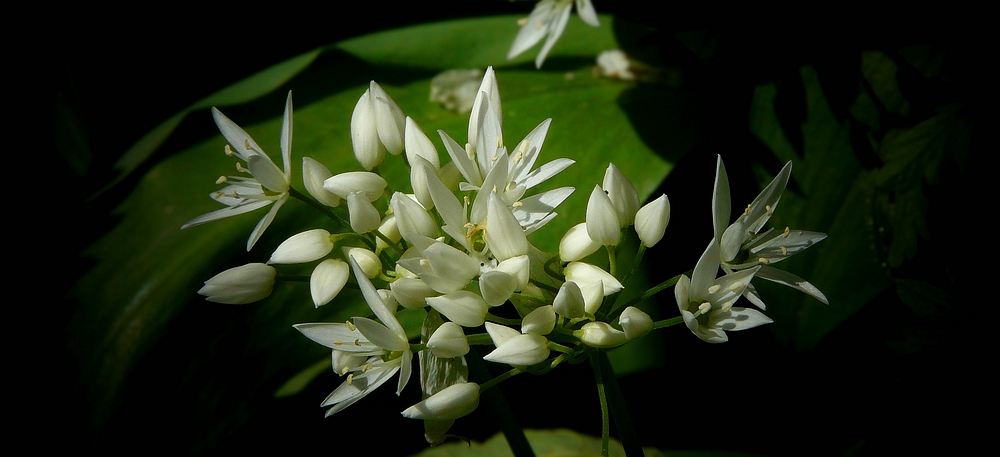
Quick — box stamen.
[354,338,361,346]
[244,139,252,151]
[783,226,790,237]
[224,145,235,156]
[215,176,227,185]
[758,257,770,265]
[729,281,744,292]
[720,301,734,313]
[707,284,721,294]
[232,191,241,199]
[346,320,356,331]
[512,201,523,207]
[333,340,343,346]
[492,185,498,194]
[744,204,752,216]
[698,302,712,314]
[236,162,249,173]
[765,204,773,215]
[780,246,788,255]
[339,366,350,375]
[517,17,528,26]
[346,373,354,384]
[214,192,225,199]
[363,363,374,372]
[496,136,503,148]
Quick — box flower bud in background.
[302,157,341,207]
[401,382,480,421]
[310,259,350,307]
[585,185,620,246]
[559,222,600,262]
[603,163,640,227]
[198,263,276,304]
[268,229,335,264]
[634,194,670,247]
[577,321,628,348]
[426,322,470,358]
[618,306,653,340]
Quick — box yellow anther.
[698,302,712,314]
[512,201,523,207]
[346,373,354,384]
[783,226,790,237]
[232,191,241,199]
[758,257,770,265]
[363,363,374,372]
[729,281,744,292]
[765,205,773,215]
[707,284,721,294]
[333,340,343,346]
[236,162,249,173]
[496,136,503,148]
[354,338,361,346]
[517,17,528,26]
[346,320,356,331]
[215,176,227,185]
[339,366,350,375]
[224,145,235,156]
[780,246,788,255]
[720,301,734,313]
[744,204,752,216]
[492,185,498,194]
[214,192,225,199]
[244,139,252,150]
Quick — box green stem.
[607,272,685,320]
[288,187,350,228]
[590,353,611,457]
[606,244,618,278]
[653,316,684,330]
[596,351,644,457]
[466,347,535,457]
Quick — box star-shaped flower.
[181,91,294,251]
[712,155,829,307]
[507,0,600,68]
[675,240,771,344]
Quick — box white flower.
[521,305,555,335]
[181,91,294,251]
[712,156,828,307]
[634,194,670,247]
[674,240,770,344]
[198,263,276,304]
[302,157,341,207]
[342,247,381,279]
[268,228,334,264]
[553,280,586,319]
[508,0,601,68]
[602,163,640,228]
[425,291,490,327]
[401,382,480,421]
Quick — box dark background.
[48,2,982,456]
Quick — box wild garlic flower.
[181,91,294,251]
[508,0,601,68]
[675,240,770,344]
[712,156,829,307]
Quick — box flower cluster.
[182,67,827,447]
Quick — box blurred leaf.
[414,428,672,457]
[69,14,678,447]
[95,48,322,199]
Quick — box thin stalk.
[466,347,535,457]
[590,353,611,457]
[596,351,644,457]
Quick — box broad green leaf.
[69,14,679,445]
[414,428,671,457]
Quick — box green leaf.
[413,428,672,457]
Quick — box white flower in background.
[351,81,406,170]
[508,0,601,68]
[181,91,294,251]
[596,49,635,80]
[401,382,480,421]
[712,156,829,307]
[198,263,276,304]
[675,240,770,344]
[634,194,671,247]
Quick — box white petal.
[370,81,406,155]
[559,222,600,262]
[324,171,387,201]
[347,192,382,234]
[618,306,653,340]
[292,322,376,352]
[353,317,408,352]
[578,321,628,348]
[479,270,518,307]
[484,192,529,261]
[482,333,549,366]
[247,153,289,193]
[484,322,521,348]
[634,194,670,247]
[391,192,438,243]
[302,157,341,207]
[199,263,276,304]
[563,262,623,296]
[344,247,382,279]
[585,185,620,246]
[246,194,287,251]
[426,322,470,358]
[426,291,489,327]
[279,91,293,179]
[602,163,639,227]
[521,305,555,335]
[350,89,385,170]
[401,382,479,420]
[404,116,441,169]
[553,280,585,318]
[389,277,439,310]
[310,259,350,307]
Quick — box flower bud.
[302,157,341,207]
[389,277,439,310]
[483,333,549,366]
[426,291,489,327]
[268,229,334,264]
[426,322,470,358]
[323,171,387,201]
[401,382,480,420]
[521,305,555,335]
[390,192,438,244]
[577,321,628,348]
[619,306,654,340]
[310,259,350,307]
[563,262,624,297]
[347,192,382,234]
[484,192,529,261]
[603,163,640,227]
[343,247,381,278]
[559,222,601,262]
[369,80,406,156]
[553,281,585,319]
[350,88,386,170]
[374,214,401,255]
[634,194,670,247]
[479,270,518,307]
[585,185,620,246]
[404,116,441,170]
[198,263,276,304]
